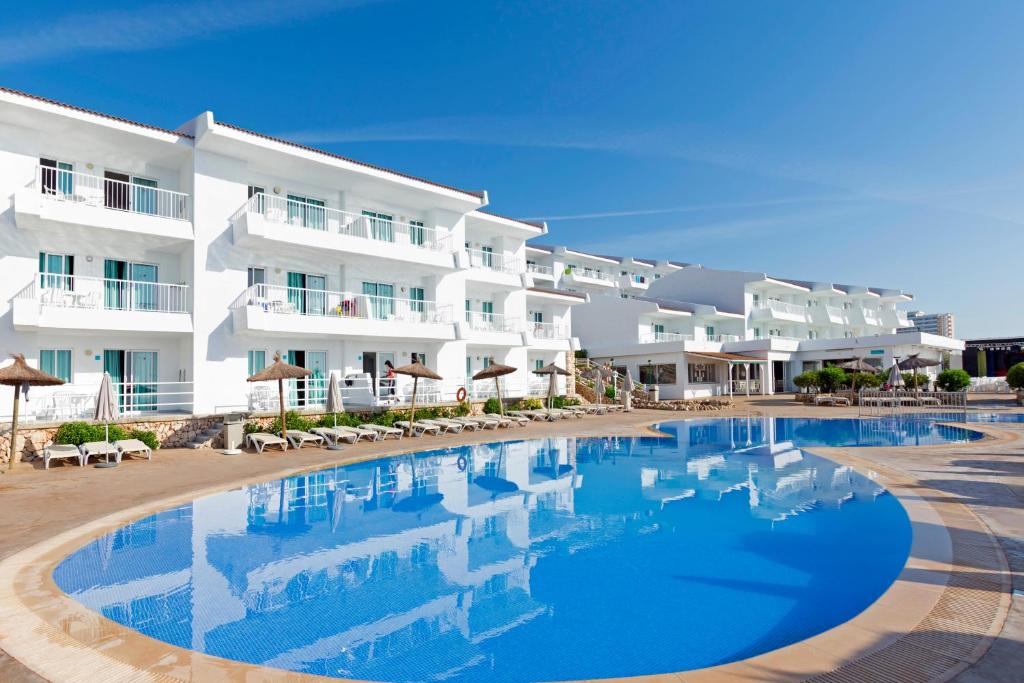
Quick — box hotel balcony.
[847,306,885,327]
[525,263,555,281]
[232,284,455,340]
[232,194,457,270]
[12,274,192,334]
[810,304,847,326]
[563,268,617,289]
[752,300,809,324]
[456,311,525,347]
[524,321,575,351]
[619,274,650,291]
[460,248,526,288]
[14,166,193,242]
[640,331,694,344]
[881,308,910,328]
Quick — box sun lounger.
[394,421,442,437]
[491,413,529,426]
[311,427,357,446]
[483,413,516,428]
[425,418,466,433]
[80,441,120,465]
[336,425,380,441]
[282,430,326,449]
[44,443,83,469]
[814,395,851,407]
[451,416,491,430]
[360,424,403,440]
[246,432,288,453]
[510,410,551,422]
[113,438,153,462]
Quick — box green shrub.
[518,398,543,410]
[54,421,131,445]
[847,372,882,389]
[574,349,588,359]
[551,395,580,408]
[483,397,503,414]
[454,401,472,417]
[128,429,160,450]
[901,372,929,389]
[1007,362,1024,390]
[817,366,848,392]
[792,370,819,391]
[936,369,970,392]
[604,385,616,399]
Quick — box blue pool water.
[54,417,924,681]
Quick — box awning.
[686,351,768,364]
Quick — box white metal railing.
[19,274,189,313]
[465,310,521,333]
[755,300,807,316]
[969,377,1010,393]
[706,334,740,342]
[529,321,570,339]
[858,389,968,416]
[640,331,693,343]
[767,334,804,342]
[526,263,554,277]
[33,166,190,221]
[245,193,452,252]
[567,267,616,283]
[731,379,761,394]
[466,248,524,275]
[6,381,194,421]
[235,284,451,324]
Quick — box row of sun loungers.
[44,439,153,469]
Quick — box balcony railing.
[18,274,189,313]
[466,248,524,275]
[567,267,616,283]
[862,308,882,325]
[640,331,693,343]
[465,310,521,333]
[706,334,741,342]
[5,381,194,421]
[236,283,451,324]
[526,263,554,277]
[754,300,807,316]
[244,193,452,252]
[529,321,570,339]
[33,166,190,221]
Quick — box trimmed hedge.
[936,369,970,392]
[54,421,159,449]
[1006,362,1024,390]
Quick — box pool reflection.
[55,418,914,682]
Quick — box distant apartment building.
[902,311,955,338]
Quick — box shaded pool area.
[54,418,917,681]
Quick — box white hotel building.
[0,87,583,420]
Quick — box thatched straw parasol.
[473,361,516,415]
[898,354,941,391]
[0,353,64,473]
[533,363,570,409]
[247,352,310,442]
[393,360,442,435]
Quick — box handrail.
[466,248,524,275]
[465,310,521,333]
[26,274,189,313]
[526,263,554,276]
[755,300,807,316]
[245,193,452,252]
[640,331,693,343]
[236,283,451,324]
[567,267,616,283]
[33,165,191,221]
[529,321,570,339]
[2,380,194,420]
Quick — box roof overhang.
[687,352,769,363]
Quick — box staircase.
[574,358,646,404]
[186,421,223,449]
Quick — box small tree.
[793,370,820,393]
[902,372,929,390]
[936,369,970,392]
[848,372,882,389]
[1006,362,1024,390]
[818,366,848,393]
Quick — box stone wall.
[0,415,224,468]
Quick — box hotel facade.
[0,87,583,421]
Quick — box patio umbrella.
[0,353,64,473]
[393,360,443,435]
[622,368,635,412]
[593,372,605,405]
[898,354,941,391]
[473,361,516,416]
[325,372,344,450]
[836,358,876,394]
[93,372,120,468]
[533,363,570,409]
[247,352,311,443]
[887,361,905,388]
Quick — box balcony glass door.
[363,211,394,242]
[104,350,158,412]
[104,171,131,211]
[130,263,158,311]
[39,252,73,290]
[132,177,158,215]
[104,259,127,310]
[39,158,73,196]
[362,282,394,319]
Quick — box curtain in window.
[104,260,126,310]
[287,272,305,313]
[132,177,158,215]
[104,350,124,410]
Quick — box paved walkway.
[0,400,1020,682]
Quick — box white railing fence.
[34,166,190,221]
[236,284,451,324]
[465,311,521,333]
[755,300,807,316]
[529,321,570,340]
[568,267,615,283]
[858,389,968,416]
[640,331,694,344]
[968,377,1010,393]
[526,263,554,277]
[3,381,194,421]
[466,248,524,275]
[21,274,189,314]
[246,193,452,252]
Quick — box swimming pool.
[54,417,921,681]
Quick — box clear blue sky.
[3,1,1021,337]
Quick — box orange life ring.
[456,387,468,402]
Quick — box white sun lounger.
[44,443,83,469]
[311,427,357,446]
[335,425,380,441]
[80,441,121,465]
[483,413,515,428]
[394,421,441,436]
[490,413,529,426]
[283,430,326,449]
[450,417,484,430]
[423,418,466,433]
[509,410,546,422]
[113,439,153,462]
[246,432,288,453]
[458,416,499,429]
[360,424,404,440]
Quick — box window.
[40,349,71,383]
[248,185,265,212]
[363,210,394,241]
[466,356,472,376]
[288,194,326,230]
[535,359,544,371]
[409,220,425,246]
[705,325,715,338]
[653,323,665,336]
[39,252,73,290]
[482,301,494,322]
[639,363,677,384]
[465,299,471,322]
[483,357,492,369]
[247,267,265,287]
[247,350,266,376]
[531,311,543,323]
[688,363,718,384]
[753,327,762,339]
[409,352,425,364]
[362,281,394,318]
[409,287,425,314]
[39,158,73,195]
[481,245,494,269]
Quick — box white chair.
[44,444,83,469]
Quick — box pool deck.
[0,398,1021,682]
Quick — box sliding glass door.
[103,350,158,412]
